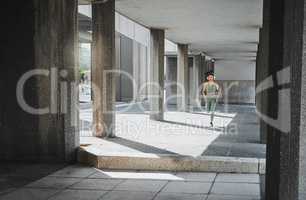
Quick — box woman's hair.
[206,71,214,78]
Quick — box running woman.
[202,72,221,127]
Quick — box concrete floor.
[0,164,261,200]
[0,104,264,199]
[80,103,266,158]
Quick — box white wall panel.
[134,23,150,46]
[118,14,135,40]
[215,60,256,80]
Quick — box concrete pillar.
[149,29,165,121]
[177,44,189,111]
[197,55,208,107]
[115,32,121,102]
[265,0,306,199]
[198,55,207,83]
[207,59,215,73]
[256,28,269,144]
[256,0,270,145]
[0,0,79,162]
[191,55,201,107]
[92,0,116,138]
[211,60,215,73]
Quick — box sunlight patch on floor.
[93,169,184,181]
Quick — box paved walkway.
[0,164,261,200]
[80,103,266,158]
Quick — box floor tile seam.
[208,193,261,198]
[64,169,99,190]
[167,180,216,183]
[152,191,210,195]
[48,167,98,179]
[44,187,113,200]
[214,181,260,184]
[67,181,125,191]
[107,179,128,191]
[97,190,113,200]
[151,180,170,200]
[39,176,86,200]
[45,188,68,200]
[23,176,86,200]
[204,172,219,200]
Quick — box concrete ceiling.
[80,0,263,61]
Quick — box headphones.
[206,72,216,80]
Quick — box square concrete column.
[256,0,270,145]
[202,56,208,80]
[207,59,215,73]
[191,55,201,108]
[92,0,116,137]
[149,29,165,121]
[198,55,207,106]
[256,27,269,144]
[0,0,79,162]
[264,0,306,199]
[198,55,208,83]
[177,44,189,111]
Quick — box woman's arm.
[215,83,221,98]
[201,83,207,96]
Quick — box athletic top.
[202,82,220,98]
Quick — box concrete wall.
[115,13,150,102]
[79,5,92,18]
[165,57,178,105]
[215,60,256,104]
[165,57,256,105]
[165,56,194,105]
[78,5,150,47]
[117,35,134,101]
[77,6,151,102]
[165,39,178,53]
[217,80,256,104]
[116,34,149,102]
[134,41,149,101]
[215,60,256,81]
[115,13,150,47]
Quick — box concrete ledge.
[78,146,266,174]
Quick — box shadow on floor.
[192,112,235,119]
[160,119,225,132]
[0,163,67,195]
[106,137,179,155]
[201,108,266,158]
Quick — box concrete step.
[78,145,266,174]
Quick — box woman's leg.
[206,98,212,112]
[210,99,217,124]
[205,98,209,112]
